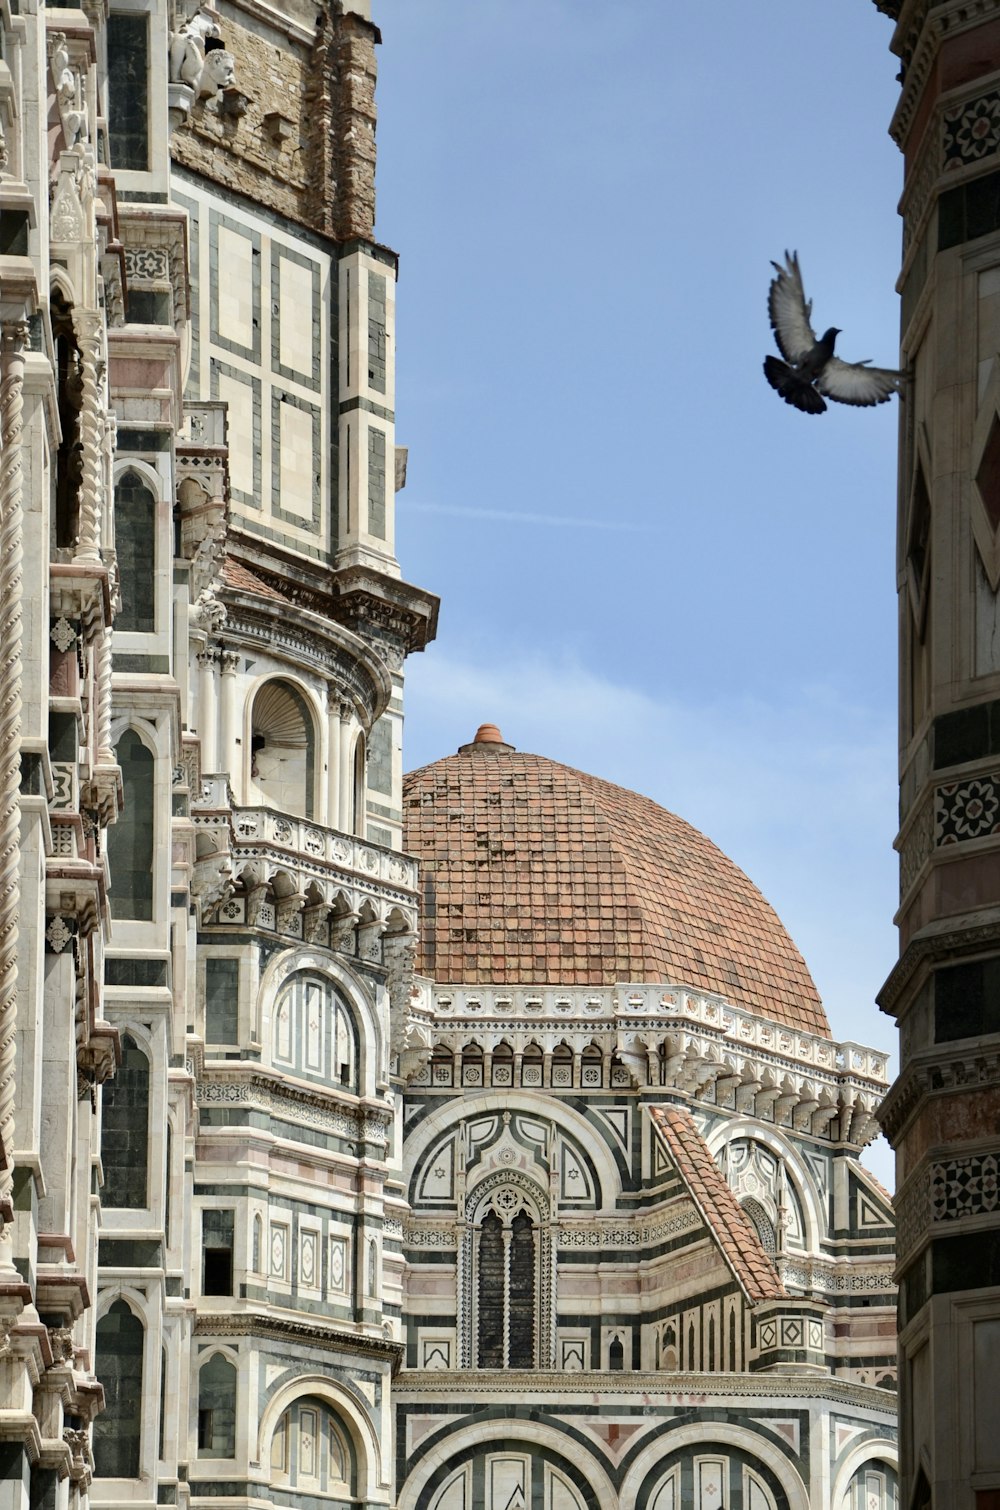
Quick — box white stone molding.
[0,320,26,1217]
[254,1368,390,1497]
[393,1414,616,1510]
[617,1419,811,1510]
[828,1437,900,1510]
[423,983,887,1149]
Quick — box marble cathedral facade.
[0,3,901,1509]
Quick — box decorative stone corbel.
[329,909,360,953]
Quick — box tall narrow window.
[109,730,154,919]
[114,471,155,630]
[197,1354,237,1458]
[93,1301,144,1477]
[100,1034,150,1208]
[202,1210,235,1296]
[107,12,149,170]
[508,1210,535,1367]
[477,1212,504,1369]
[51,290,82,550]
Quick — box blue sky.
[374,2,903,1185]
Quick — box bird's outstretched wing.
[817,357,902,407]
[768,251,817,363]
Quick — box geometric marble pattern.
[944,91,1000,168]
[931,1151,999,1221]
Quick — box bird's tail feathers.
[763,355,827,414]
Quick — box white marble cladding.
[430,983,889,1090]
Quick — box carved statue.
[51,35,89,151]
[169,12,220,85]
[200,47,236,98]
[168,12,235,102]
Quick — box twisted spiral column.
[74,312,104,561]
[0,321,27,1209]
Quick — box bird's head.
[821,326,841,349]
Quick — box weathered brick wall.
[170,3,378,241]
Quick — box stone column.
[218,652,240,787]
[326,692,341,829]
[0,322,26,1218]
[197,649,218,773]
[338,706,353,834]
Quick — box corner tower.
[874,2,1000,1505]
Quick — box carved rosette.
[0,322,26,1206]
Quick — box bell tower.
[876,2,1000,1506]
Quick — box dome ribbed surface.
[403,744,829,1036]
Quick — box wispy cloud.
[404,500,653,532]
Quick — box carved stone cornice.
[877,912,1000,1016]
[887,0,1000,147]
[878,1043,1000,1142]
[334,563,439,657]
[193,1310,403,1371]
[393,1368,898,1413]
[219,596,392,726]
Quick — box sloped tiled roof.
[648,1105,784,1304]
[403,729,829,1035]
[221,557,293,604]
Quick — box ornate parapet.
[420,982,888,1148]
[190,788,418,968]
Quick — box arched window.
[270,1397,352,1497]
[197,1353,237,1458]
[109,730,154,919]
[661,1323,677,1371]
[93,1300,144,1477]
[470,1185,542,1370]
[100,1033,150,1208]
[250,680,315,820]
[271,972,358,1091]
[114,471,155,631]
[608,1335,624,1371]
[844,1461,899,1510]
[253,1214,262,1274]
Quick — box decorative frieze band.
[197,1073,388,1143]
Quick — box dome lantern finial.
[458,723,515,755]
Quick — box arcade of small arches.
[415,1034,879,1146]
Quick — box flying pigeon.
[763,251,902,415]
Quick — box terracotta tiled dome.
[403,730,829,1036]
